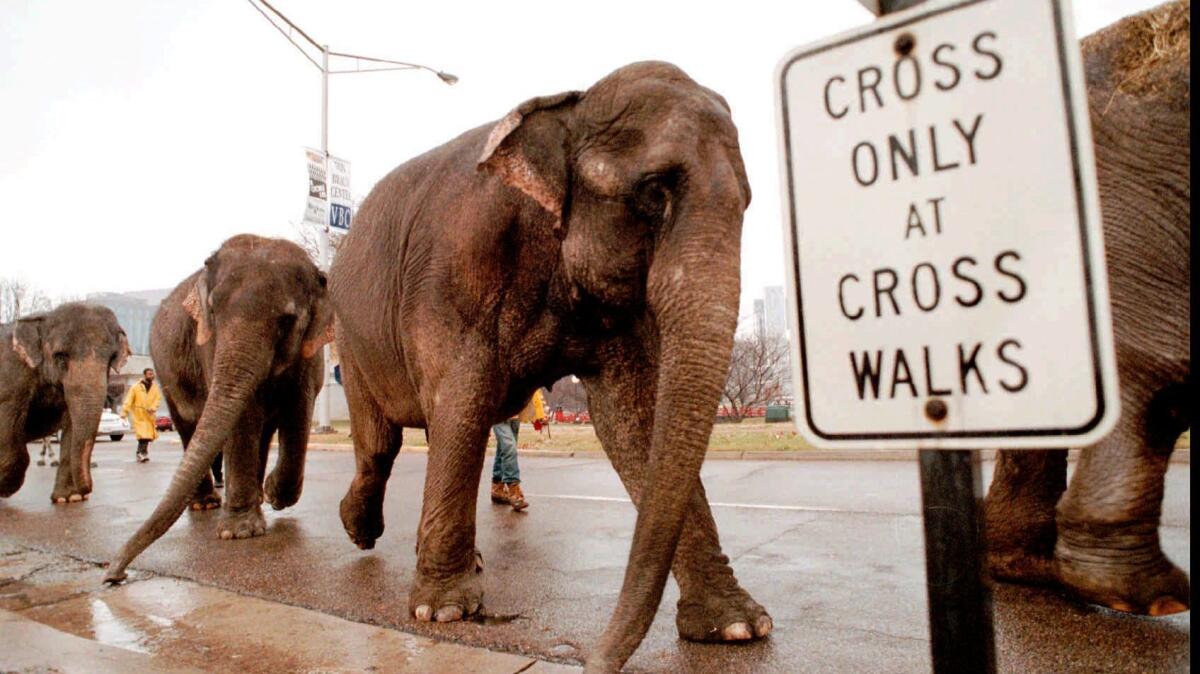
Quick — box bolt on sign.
[775,0,1118,449]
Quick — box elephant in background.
[985,0,1190,616]
[331,61,764,673]
[0,303,129,503]
[105,235,334,583]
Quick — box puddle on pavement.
[89,597,150,653]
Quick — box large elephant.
[104,235,334,582]
[330,62,766,672]
[0,303,129,503]
[984,1,1189,616]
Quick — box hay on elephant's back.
[1109,0,1190,100]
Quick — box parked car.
[97,409,131,441]
[156,416,174,432]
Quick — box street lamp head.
[437,71,459,85]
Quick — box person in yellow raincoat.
[489,389,547,510]
[121,368,162,463]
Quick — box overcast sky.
[0,0,1160,322]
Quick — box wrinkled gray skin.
[105,235,334,583]
[331,62,766,672]
[985,3,1190,617]
[0,303,129,503]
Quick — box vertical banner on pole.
[303,147,329,229]
[328,155,353,232]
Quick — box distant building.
[87,289,170,356]
[87,289,171,414]
[752,298,766,338]
[763,285,787,339]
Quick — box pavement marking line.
[525,493,911,516]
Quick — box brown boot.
[491,480,511,505]
[507,481,528,511]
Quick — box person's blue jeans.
[491,420,520,483]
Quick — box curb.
[162,437,1190,464]
[306,443,1190,464]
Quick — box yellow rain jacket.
[514,389,547,424]
[122,380,162,441]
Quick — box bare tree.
[0,277,53,324]
[721,331,790,423]
[291,221,346,265]
[544,376,589,414]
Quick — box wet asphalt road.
[0,437,1190,673]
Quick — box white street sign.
[328,155,353,232]
[302,147,328,229]
[775,0,1117,449]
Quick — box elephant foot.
[676,578,772,642]
[410,550,485,623]
[1054,534,1190,616]
[50,489,90,505]
[217,505,267,540]
[190,488,222,511]
[264,471,301,511]
[340,489,384,550]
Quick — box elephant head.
[479,62,750,667]
[1,303,129,498]
[105,235,333,582]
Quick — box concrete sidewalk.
[0,543,578,674]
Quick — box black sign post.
[918,448,996,674]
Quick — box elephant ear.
[10,316,44,370]
[477,91,581,232]
[113,330,131,374]
[301,272,335,359]
[182,275,213,346]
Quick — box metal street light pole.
[247,0,456,433]
[316,43,332,432]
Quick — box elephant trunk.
[62,357,110,497]
[105,327,271,583]
[589,208,741,670]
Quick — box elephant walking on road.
[105,235,334,583]
[0,303,129,503]
[331,62,767,672]
[985,0,1190,617]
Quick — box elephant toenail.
[435,605,463,622]
[192,503,202,510]
[54,497,66,504]
[1149,597,1188,616]
[754,615,773,637]
[1108,600,1135,613]
[721,622,752,640]
[415,605,433,621]
[219,530,234,540]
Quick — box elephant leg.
[50,417,90,504]
[409,368,491,624]
[583,339,771,643]
[177,416,219,511]
[265,381,314,511]
[0,401,31,498]
[256,420,278,487]
[983,449,1067,585]
[217,409,267,540]
[339,354,403,549]
[1053,380,1190,616]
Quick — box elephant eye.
[277,314,297,334]
[631,170,681,225]
[53,352,69,369]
